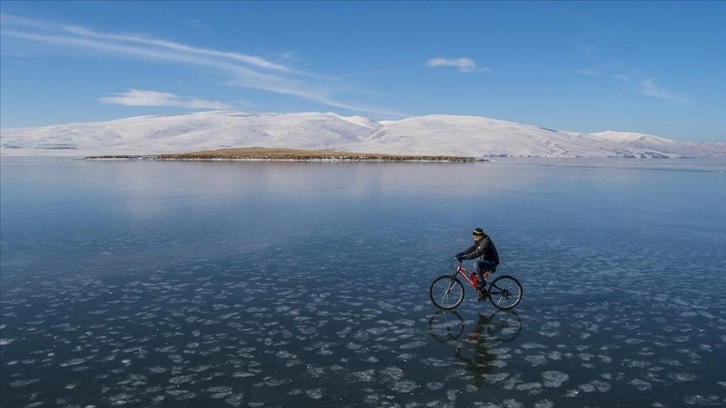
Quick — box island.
[85,147,480,162]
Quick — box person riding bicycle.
[455,228,500,294]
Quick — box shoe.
[476,286,486,301]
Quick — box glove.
[455,253,464,262]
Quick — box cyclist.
[455,227,500,295]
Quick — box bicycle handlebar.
[450,258,464,271]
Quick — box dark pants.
[475,261,498,288]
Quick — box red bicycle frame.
[455,263,490,288]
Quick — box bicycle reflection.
[428,310,522,388]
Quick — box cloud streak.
[426,57,490,73]
[0,13,404,117]
[578,68,599,76]
[99,89,232,109]
[640,78,692,103]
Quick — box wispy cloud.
[578,68,598,76]
[0,13,404,117]
[640,78,692,103]
[613,73,631,81]
[99,89,232,109]
[1,51,30,58]
[426,57,490,73]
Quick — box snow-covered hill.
[1,110,724,158]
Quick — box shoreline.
[84,147,481,163]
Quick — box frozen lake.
[1,157,725,407]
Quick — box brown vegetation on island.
[87,147,478,162]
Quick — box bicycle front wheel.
[429,275,465,310]
[488,275,523,310]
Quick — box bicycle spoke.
[429,275,465,310]
[487,276,523,310]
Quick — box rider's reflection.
[453,313,496,388]
[430,310,521,388]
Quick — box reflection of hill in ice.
[2,110,724,158]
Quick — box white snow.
[1,110,724,158]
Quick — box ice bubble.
[590,379,611,392]
[578,353,594,361]
[352,370,375,382]
[683,394,722,405]
[169,375,194,385]
[578,383,596,392]
[0,338,14,346]
[659,358,683,367]
[381,367,404,381]
[564,389,581,398]
[515,382,542,392]
[502,374,523,390]
[547,351,562,360]
[598,354,613,363]
[426,382,444,390]
[391,379,418,393]
[629,379,652,391]
[669,373,697,382]
[336,327,352,338]
[224,393,244,407]
[542,371,569,387]
[524,355,547,367]
[307,366,326,377]
[522,343,547,349]
[10,379,40,387]
[400,340,426,349]
[260,377,287,387]
[306,388,323,399]
[207,386,232,398]
[501,399,525,408]
[490,359,509,368]
[447,389,459,401]
[489,347,512,355]
[395,319,416,327]
[61,358,86,367]
[697,311,715,319]
[276,350,296,359]
[534,401,555,408]
[482,372,510,383]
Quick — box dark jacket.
[459,235,500,265]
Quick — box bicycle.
[428,309,522,343]
[429,259,523,311]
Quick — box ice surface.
[1,158,725,407]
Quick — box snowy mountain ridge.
[1,110,724,158]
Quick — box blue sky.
[1,1,724,141]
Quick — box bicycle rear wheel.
[429,275,465,310]
[487,275,523,310]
